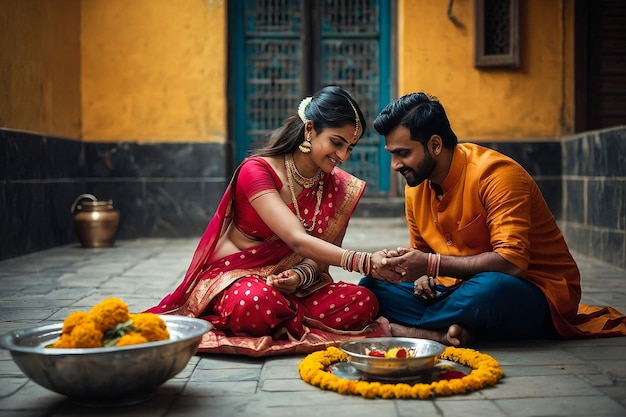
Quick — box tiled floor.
[0,218,625,417]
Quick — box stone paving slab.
[0,218,625,417]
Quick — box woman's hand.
[265,269,302,294]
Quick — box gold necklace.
[285,153,322,189]
[284,154,324,232]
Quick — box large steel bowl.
[339,337,446,380]
[0,315,212,406]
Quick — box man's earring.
[299,132,312,153]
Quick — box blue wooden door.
[230,0,392,195]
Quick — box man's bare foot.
[365,316,393,337]
[390,323,472,346]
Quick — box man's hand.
[413,275,436,299]
[376,248,428,284]
[371,248,408,283]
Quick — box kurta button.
[445,233,452,245]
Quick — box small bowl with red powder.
[339,337,446,380]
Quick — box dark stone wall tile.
[601,129,626,177]
[590,229,603,261]
[561,223,592,256]
[564,179,585,223]
[84,143,139,178]
[84,142,228,179]
[143,181,225,237]
[588,179,625,230]
[567,129,626,178]
[44,136,85,178]
[1,130,228,261]
[535,179,562,220]
[50,182,87,245]
[562,136,580,176]
[605,230,626,270]
[134,143,226,178]
[0,182,7,258]
[2,182,54,259]
[476,141,561,176]
[1,130,45,180]
[585,134,607,177]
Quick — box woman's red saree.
[147,158,390,356]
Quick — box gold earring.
[299,132,312,153]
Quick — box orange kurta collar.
[429,145,465,195]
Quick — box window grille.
[474,0,520,68]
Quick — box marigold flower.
[52,333,74,348]
[61,311,89,335]
[89,297,130,332]
[130,313,169,342]
[70,320,103,348]
[116,332,149,346]
[48,298,170,349]
[298,346,504,399]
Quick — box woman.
[147,86,389,356]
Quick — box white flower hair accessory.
[298,97,312,122]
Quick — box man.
[362,92,626,346]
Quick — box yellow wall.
[1,0,573,143]
[81,0,226,142]
[0,0,81,139]
[0,0,226,143]
[397,0,574,140]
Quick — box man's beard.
[400,148,436,187]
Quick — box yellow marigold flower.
[298,346,503,399]
[130,313,169,342]
[379,384,397,398]
[411,384,433,399]
[70,320,103,348]
[52,333,74,348]
[393,383,413,398]
[89,297,130,332]
[336,379,353,395]
[61,311,89,335]
[116,332,149,346]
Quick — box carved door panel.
[230,0,393,195]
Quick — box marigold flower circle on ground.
[298,346,504,399]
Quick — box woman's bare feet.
[389,323,472,346]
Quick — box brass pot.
[71,194,120,248]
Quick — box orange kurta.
[405,143,626,338]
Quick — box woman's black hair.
[252,85,366,157]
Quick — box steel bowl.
[339,337,446,380]
[0,315,212,406]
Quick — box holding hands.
[371,248,438,298]
[371,247,425,283]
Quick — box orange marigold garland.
[298,346,503,399]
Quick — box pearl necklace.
[284,153,322,188]
[284,154,324,232]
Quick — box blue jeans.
[359,272,555,340]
